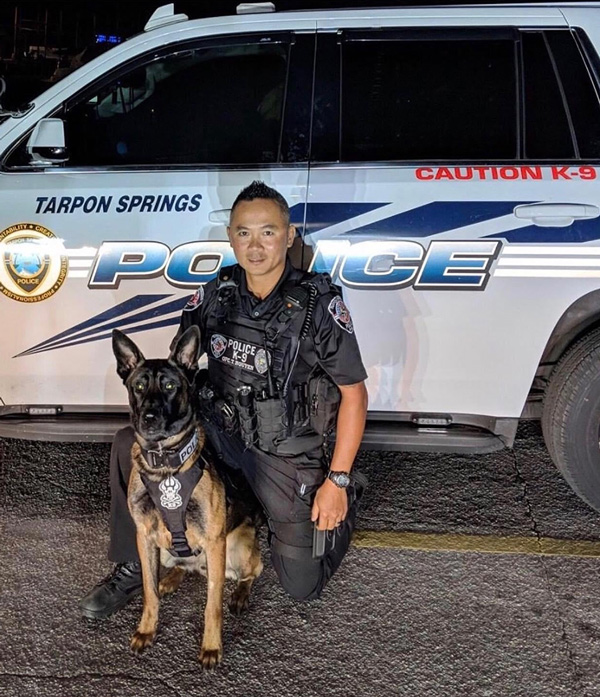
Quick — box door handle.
[514,203,599,228]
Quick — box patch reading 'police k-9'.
[209,333,269,375]
[183,285,204,311]
[328,296,354,334]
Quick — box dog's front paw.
[199,646,222,670]
[159,567,185,597]
[228,588,250,616]
[130,631,155,654]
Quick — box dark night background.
[0,0,594,107]
[0,1,348,107]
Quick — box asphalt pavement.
[2,421,600,697]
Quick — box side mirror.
[26,118,69,165]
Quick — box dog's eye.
[134,382,145,392]
[165,381,176,391]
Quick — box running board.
[0,413,509,453]
[0,414,129,442]
[360,421,507,454]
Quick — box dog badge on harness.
[159,476,183,509]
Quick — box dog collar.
[141,430,199,472]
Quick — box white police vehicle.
[3,2,600,509]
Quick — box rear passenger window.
[545,31,600,159]
[318,28,600,164]
[341,35,518,161]
[521,32,575,159]
[64,40,289,167]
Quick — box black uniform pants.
[108,425,359,601]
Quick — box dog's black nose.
[143,411,157,423]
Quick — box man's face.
[227,198,295,286]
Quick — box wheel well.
[518,293,600,417]
[525,289,600,417]
[539,289,600,368]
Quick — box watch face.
[330,471,351,488]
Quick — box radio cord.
[283,284,318,397]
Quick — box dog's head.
[112,326,201,443]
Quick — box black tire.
[542,326,600,512]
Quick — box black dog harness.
[139,431,206,558]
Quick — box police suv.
[3,2,600,509]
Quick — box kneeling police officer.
[79,181,368,617]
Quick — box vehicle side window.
[316,28,600,164]
[8,41,289,168]
[544,30,600,159]
[65,42,288,166]
[340,36,518,161]
[521,32,575,159]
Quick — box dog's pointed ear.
[112,329,145,383]
[169,325,201,372]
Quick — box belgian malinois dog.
[112,325,263,669]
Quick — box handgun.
[312,523,336,559]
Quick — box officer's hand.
[311,479,349,531]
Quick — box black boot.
[79,561,142,619]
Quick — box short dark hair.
[230,180,290,225]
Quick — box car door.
[0,30,314,413]
[306,10,600,421]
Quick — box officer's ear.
[287,224,296,248]
[169,325,201,372]
[112,329,144,383]
[226,225,233,247]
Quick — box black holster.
[199,384,238,434]
[235,386,257,448]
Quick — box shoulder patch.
[184,286,204,312]
[328,296,354,334]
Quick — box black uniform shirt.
[178,259,368,388]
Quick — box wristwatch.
[327,470,351,488]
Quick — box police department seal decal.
[0,223,68,303]
[159,476,183,510]
[211,333,227,358]
[328,296,354,334]
[184,285,204,311]
[255,348,269,375]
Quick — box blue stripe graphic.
[20,316,182,357]
[302,203,390,235]
[21,294,170,354]
[338,202,530,238]
[16,295,187,357]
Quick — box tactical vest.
[201,265,340,457]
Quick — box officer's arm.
[329,381,368,474]
[311,380,368,530]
